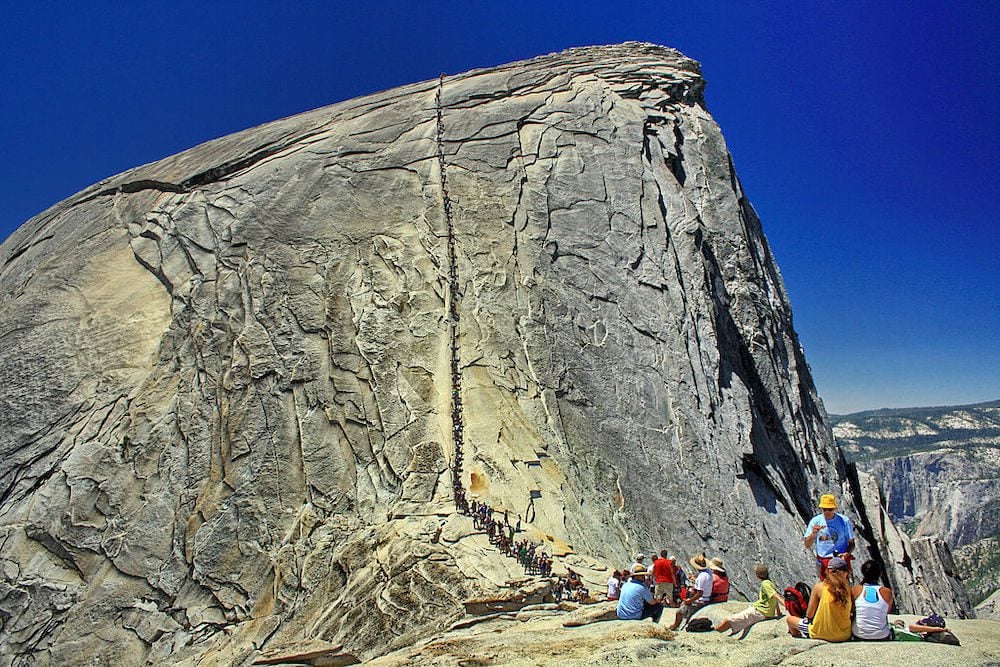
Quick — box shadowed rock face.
[0,43,915,663]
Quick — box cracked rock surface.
[0,43,963,664]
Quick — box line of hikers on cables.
[469,499,553,576]
[610,494,960,644]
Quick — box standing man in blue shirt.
[804,494,855,580]
[616,566,665,621]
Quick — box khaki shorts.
[725,606,769,633]
[677,597,708,624]
[654,582,674,599]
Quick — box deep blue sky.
[1,1,997,414]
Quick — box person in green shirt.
[714,563,783,634]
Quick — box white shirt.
[694,569,713,601]
[607,576,621,599]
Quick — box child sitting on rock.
[714,563,782,635]
[786,556,853,642]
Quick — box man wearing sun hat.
[804,494,855,580]
[629,553,646,574]
[668,554,714,630]
[616,566,665,621]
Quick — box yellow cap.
[819,494,837,509]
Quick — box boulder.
[0,42,961,663]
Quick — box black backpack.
[686,617,714,632]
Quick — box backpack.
[918,613,945,628]
[686,617,714,632]
[924,630,960,646]
[783,582,811,617]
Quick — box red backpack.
[783,582,811,617]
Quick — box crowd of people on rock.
[437,72,468,520]
[554,569,590,603]
[466,499,552,576]
[437,76,563,590]
[601,493,960,645]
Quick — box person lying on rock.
[786,556,852,642]
[668,555,714,631]
[616,566,665,622]
[714,563,782,635]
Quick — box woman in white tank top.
[852,560,893,640]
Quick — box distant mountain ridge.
[832,400,1000,612]
[831,399,1000,462]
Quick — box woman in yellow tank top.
[786,557,853,642]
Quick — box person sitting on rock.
[804,494,855,580]
[852,560,893,640]
[714,563,782,635]
[616,566,664,622]
[672,562,686,606]
[630,553,646,574]
[709,558,730,603]
[607,570,622,601]
[786,556,853,642]
[668,555,714,630]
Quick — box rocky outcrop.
[977,588,1000,620]
[0,43,962,663]
[834,403,1000,607]
[365,601,1000,666]
[834,403,1000,545]
[867,449,999,546]
[851,470,974,618]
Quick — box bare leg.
[909,624,946,634]
[786,615,803,637]
[715,619,732,633]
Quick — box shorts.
[654,582,674,599]
[725,606,769,633]
[797,617,811,638]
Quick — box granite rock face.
[868,449,999,546]
[852,471,974,618]
[834,403,1000,607]
[833,403,1000,547]
[0,43,955,663]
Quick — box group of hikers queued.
[468,499,553,576]
[554,568,591,603]
[608,493,960,644]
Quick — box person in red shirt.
[652,549,677,606]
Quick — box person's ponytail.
[826,569,851,606]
